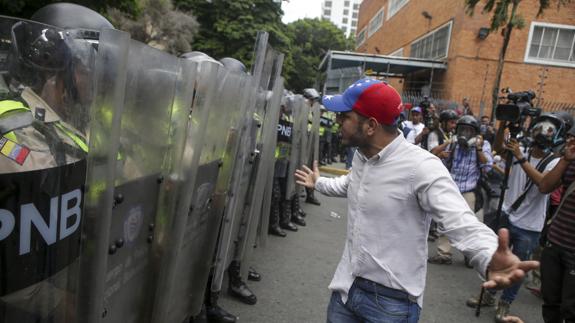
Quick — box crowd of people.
[396,97,574,323]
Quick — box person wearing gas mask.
[533,114,575,323]
[428,115,493,265]
[465,112,571,323]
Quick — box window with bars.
[356,28,367,48]
[387,0,409,19]
[353,3,359,10]
[352,12,358,18]
[344,1,350,7]
[352,20,357,27]
[343,17,348,24]
[368,8,384,37]
[324,1,332,7]
[324,9,331,16]
[343,9,349,15]
[525,22,575,67]
[410,22,452,59]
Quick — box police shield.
[238,48,285,275]
[210,32,281,293]
[79,35,197,323]
[0,16,113,323]
[285,95,307,201]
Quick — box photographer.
[428,115,493,265]
[423,109,458,152]
[538,125,575,323]
[466,112,570,323]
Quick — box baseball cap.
[322,79,403,125]
[411,106,422,113]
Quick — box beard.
[341,123,367,148]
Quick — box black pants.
[541,242,575,323]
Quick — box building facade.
[354,0,575,115]
[322,0,362,37]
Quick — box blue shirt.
[447,141,493,193]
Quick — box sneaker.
[466,291,496,308]
[495,300,511,323]
[427,254,453,265]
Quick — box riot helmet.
[31,3,114,40]
[303,88,320,101]
[554,111,574,133]
[181,51,222,65]
[529,112,569,149]
[219,57,247,74]
[455,115,480,149]
[439,109,459,122]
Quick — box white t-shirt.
[503,147,559,232]
[403,121,425,145]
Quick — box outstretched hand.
[295,160,320,189]
[483,229,539,289]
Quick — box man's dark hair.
[357,113,398,135]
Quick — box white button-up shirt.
[315,134,498,307]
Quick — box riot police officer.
[0,3,112,322]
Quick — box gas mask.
[530,119,561,151]
[456,124,478,149]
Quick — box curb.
[319,166,349,176]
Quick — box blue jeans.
[345,147,356,170]
[492,222,541,303]
[327,278,421,323]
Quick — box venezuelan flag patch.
[0,136,30,165]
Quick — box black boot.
[205,291,237,323]
[280,199,298,232]
[305,188,321,206]
[290,197,306,226]
[248,267,261,282]
[291,196,306,218]
[269,179,286,237]
[227,261,257,305]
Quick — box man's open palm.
[483,229,539,289]
[295,161,320,189]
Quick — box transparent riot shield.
[311,102,322,163]
[0,16,114,323]
[210,32,270,293]
[80,37,191,323]
[285,95,306,201]
[150,60,224,323]
[239,49,284,275]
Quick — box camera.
[495,90,540,123]
[419,96,436,130]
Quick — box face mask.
[456,125,477,149]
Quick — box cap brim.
[322,95,352,113]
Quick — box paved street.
[220,174,543,323]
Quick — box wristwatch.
[518,157,528,164]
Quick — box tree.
[285,18,353,92]
[465,0,571,118]
[108,0,199,54]
[0,0,139,20]
[173,0,291,72]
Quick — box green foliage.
[108,0,199,55]
[285,18,351,92]
[174,0,290,70]
[0,0,139,19]
[465,0,571,31]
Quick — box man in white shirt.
[295,79,539,323]
[402,106,425,145]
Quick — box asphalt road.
[219,180,543,323]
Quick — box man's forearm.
[431,142,449,156]
[519,160,546,187]
[539,158,570,193]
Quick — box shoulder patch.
[0,136,30,165]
